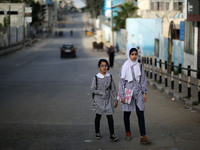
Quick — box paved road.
[0,12,200,150]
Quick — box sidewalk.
[83,22,200,113]
[114,52,200,112]
[0,33,49,58]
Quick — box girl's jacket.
[91,73,117,115]
[119,64,147,111]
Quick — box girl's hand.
[121,98,125,104]
[114,102,118,108]
[143,94,147,102]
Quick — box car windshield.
[63,45,73,49]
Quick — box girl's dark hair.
[129,47,138,56]
[98,59,110,70]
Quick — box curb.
[147,80,200,112]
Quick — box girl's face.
[130,51,138,62]
[99,62,108,75]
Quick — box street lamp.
[111,1,114,46]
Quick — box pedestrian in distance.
[70,30,73,37]
[55,31,57,37]
[118,47,151,144]
[107,45,115,68]
[91,59,119,142]
[115,43,119,53]
[137,46,141,63]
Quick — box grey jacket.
[91,73,117,115]
[119,64,147,111]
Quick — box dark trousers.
[123,105,146,136]
[95,114,114,135]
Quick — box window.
[151,1,170,11]
[184,21,194,54]
[7,11,18,15]
[0,11,4,15]
[161,2,165,11]
[173,2,182,11]
[178,2,183,10]
[166,2,169,10]
[151,2,154,10]
[156,2,160,10]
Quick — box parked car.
[60,44,76,58]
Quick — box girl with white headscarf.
[118,47,151,144]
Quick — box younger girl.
[91,59,118,141]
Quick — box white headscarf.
[121,46,141,83]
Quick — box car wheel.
[61,54,63,58]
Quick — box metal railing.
[142,57,200,104]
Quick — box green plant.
[174,69,179,75]
[183,96,191,99]
[192,101,199,106]
[3,16,10,27]
[157,80,162,84]
[113,2,139,31]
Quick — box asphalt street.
[0,12,200,150]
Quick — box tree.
[85,0,104,18]
[113,2,139,31]
[30,1,42,26]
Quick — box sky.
[72,0,86,8]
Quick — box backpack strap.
[109,74,112,89]
[95,75,97,89]
[140,63,143,83]
[92,75,97,99]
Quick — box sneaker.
[125,132,131,141]
[140,136,151,144]
[110,135,119,142]
[96,133,102,140]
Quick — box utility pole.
[23,3,25,45]
[8,5,10,46]
[111,1,114,46]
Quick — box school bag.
[92,74,112,99]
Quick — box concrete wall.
[126,18,162,57]
[172,40,184,67]
[115,29,127,53]
[102,24,112,46]
[162,18,185,38]
[2,26,24,47]
[0,3,24,27]
[138,0,150,10]
[163,38,169,62]
[183,23,198,77]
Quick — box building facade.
[0,3,25,47]
[185,0,200,77]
